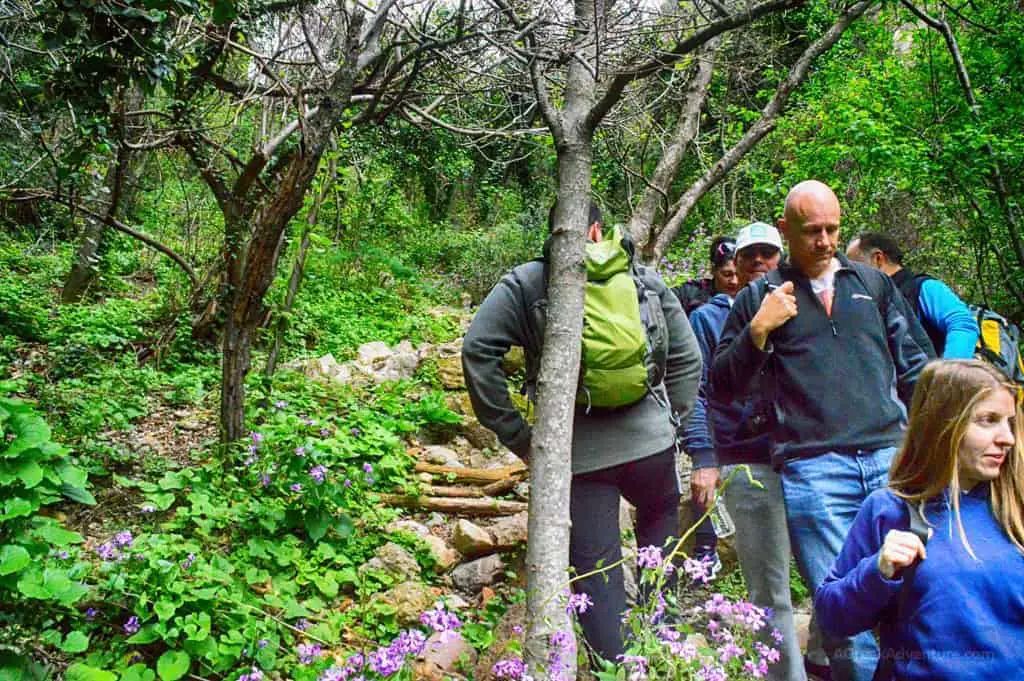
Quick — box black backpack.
[872,501,931,681]
[672,278,714,318]
[896,272,1024,387]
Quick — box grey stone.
[423,445,461,466]
[452,519,495,558]
[372,581,437,626]
[358,341,393,366]
[412,631,476,681]
[358,542,421,583]
[387,519,430,537]
[421,534,460,573]
[486,512,528,550]
[450,555,505,593]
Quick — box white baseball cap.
[735,221,783,254]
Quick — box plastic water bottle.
[710,499,735,539]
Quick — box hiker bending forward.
[461,203,702,662]
[815,360,1024,680]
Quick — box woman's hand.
[878,529,927,579]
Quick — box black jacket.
[710,255,931,465]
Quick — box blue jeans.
[781,447,896,681]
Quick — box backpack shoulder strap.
[873,499,931,681]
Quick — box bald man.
[710,181,932,681]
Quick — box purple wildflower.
[297,643,322,664]
[85,607,97,620]
[141,504,156,513]
[320,428,331,438]
[310,465,328,484]
[492,658,526,679]
[566,592,593,615]
[290,483,302,492]
[636,545,663,570]
[295,446,306,457]
[295,618,310,631]
[123,616,140,634]
[343,478,352,488]
[617,654,649,681]
[257,639,269,649]
[96,542,118,561]
[697,664,728,681]
[420,603,462,634]
[248,443,258,454]
[350,428,361,437]
[244,455,258,467]
[114,531,133,548]
[57,550,70,560]
[771,628,784,644]
[512,625,523,635]
[251,432,264,443]
[181,553,196,570]
[362,462,373,474]
[260,473,271,487]
[238,666,264,681]
[274,400,287,409]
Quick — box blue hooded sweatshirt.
[682,293,773,468]
[815,484,1024,680]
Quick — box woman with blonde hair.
[814,359,1024,680]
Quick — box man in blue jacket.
[846,232,978,358]
[711,181,933,681]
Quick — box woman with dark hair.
[815,360,1024,680]
[673,236,739,316]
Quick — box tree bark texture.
[523,4,599,676]
[61,144,133,303]
[217,12,367,444]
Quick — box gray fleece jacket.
[461,259,702,475]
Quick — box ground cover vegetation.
[1,0,1022,678]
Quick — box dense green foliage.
[1,0,1022,678]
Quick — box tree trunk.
[220,312,252,443]
[265,155,335,380]
[61,144,133,302]
[524,149,590,677]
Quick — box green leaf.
[154,601,177,621]
[304,509,330,542]
[56,463,88,488]
[35,524,84,546]
[334,513,354,539]
[65,664,117,681]
[156,651,190,681]
[1,497,34,521]
[312,574,338,598]
[61,485,97,505]
[157,472,185,491]
[120,665,155,681]
[59,631,89,653]
[126,625,162,645]
[0,546,30,576]
[147,492,176,510]
[16,461,43,488]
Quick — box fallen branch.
[378,493,527,516]
[413,462,527,485]
[482,477,521,497]
[410,484,485,498]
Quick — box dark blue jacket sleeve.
[919,279,979,359]
[815,492,904,638]
[710,283,772,405]
[680,306,718,469]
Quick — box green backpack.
[521,226,669,410]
